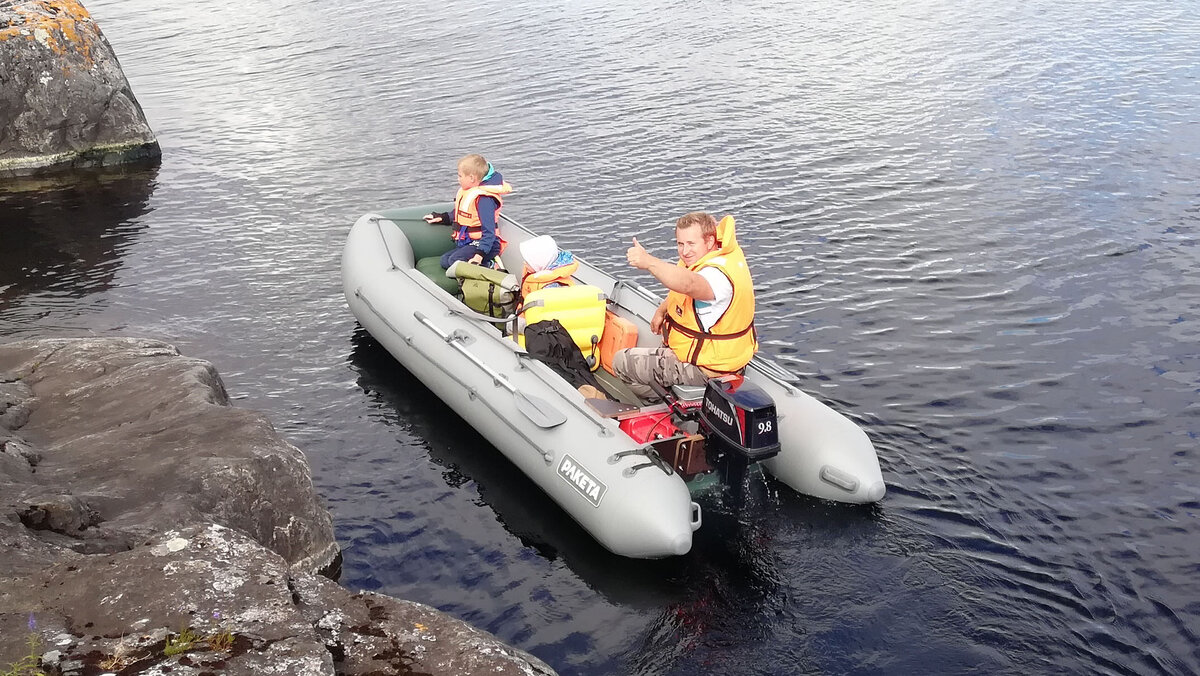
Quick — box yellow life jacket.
[517,284,606,370]
[662,215,757,374]
[453,181,513,251]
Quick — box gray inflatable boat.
[342,206,885,558]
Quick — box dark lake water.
[3,0,1199,673]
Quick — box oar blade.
[515,391,567,428]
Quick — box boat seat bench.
[378,207,460,294]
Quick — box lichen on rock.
[0,0,161,175]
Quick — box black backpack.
[523,319,603,392]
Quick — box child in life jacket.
[517,236,608,399]
[519,234,578,297]
[515,234,579,336]
[424,154,513,269]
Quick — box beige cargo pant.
[611,347,709,400]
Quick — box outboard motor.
[699,376,780,490]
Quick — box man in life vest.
[423,154,513,269]
[613,211,757,399]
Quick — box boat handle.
[608,447,673,477]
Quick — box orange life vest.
[662,215,757,374]
[520,259,578,298]
[453,181,513,251]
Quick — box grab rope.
[367,216,400,271]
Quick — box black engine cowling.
[699,376,780,462]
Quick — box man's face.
[676,224,717,267]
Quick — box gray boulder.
[0,337,556,675]
[0,1,160,175]
[0,337,340,576]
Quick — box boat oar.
[511,390,568,428]
[413,311,567,428]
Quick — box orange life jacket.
[662,216,757,374]
[453,181,513,251]
[520,259,578,298]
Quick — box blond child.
[424,154,513,268]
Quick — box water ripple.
[3,0,1198,673]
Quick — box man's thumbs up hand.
[627,237,653,270]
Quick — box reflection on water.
[0,166,158,308]
[3,0,1199,673]
[347,326,902,673]
[346,329,693,606]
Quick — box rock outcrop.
[0,337,340,577]
[0,338,555,675]
[2,524,554,675]
[0,1,160,176]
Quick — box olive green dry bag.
[446,261,519,318]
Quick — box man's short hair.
[457,154,489,179]
[675,211,718,239]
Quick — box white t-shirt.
[694,265,733,331]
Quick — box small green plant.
[1,633,46,676]
[163,626,202,657]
